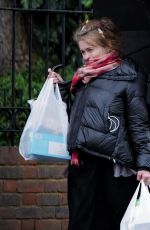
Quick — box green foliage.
[0,58,45,146]
[21,0,43,9]
[20,0,93,9]
[0,58,45,107]
[21,0,70,9]
[20,0,93,69]
[0,57,75,108]
[82,0,93,9]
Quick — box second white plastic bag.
[120,180,150,230]
[19,78,70,160]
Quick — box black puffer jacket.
[60,59,150,170]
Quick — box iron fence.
[0,0,93,146]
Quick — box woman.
[48,17,150,230]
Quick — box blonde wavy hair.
[73,17,122,53]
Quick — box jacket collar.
[100,59,137,81]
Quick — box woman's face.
[78,39,109,64]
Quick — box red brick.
[0,147,20,165]
[44,179,67,193]
[0,180,3,192]
[18,180,44,193]
[0,147,37,165]
[0,220,21,230]
[16,207,37,219]
[36,158,68,165]
[21,166,38,178]
[61,219,69,230]
[37,166,67,179]
[22,193,37,205]
[3,180,17,192]
[17,153,37,165]
[58,179,67,192]
[0,194,20,206]
[0,166,22,179]
[37,194,61,206]
[16,207,55,219]
[0,208,17,218]
[0,147,70,227]
[17,207,55,219]
[35,220,61,230]
[22,220,35,230]
[60,193,68,205]
[18,155,37,165]
[55,206,69,219]
[36,207,56,218]
[45,180,59,192]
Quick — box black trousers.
[68,153,138,230]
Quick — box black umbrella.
[93,0,150,73]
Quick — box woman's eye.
[87,49,93,52]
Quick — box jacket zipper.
[76,145,117,163]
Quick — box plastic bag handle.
[36,77,53,102]
[139,180,150,197]
[54,83,63,102]
[52,64,63,72]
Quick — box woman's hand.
[47,68,64,83]
[137,170,150,185]
[71,152,79,167]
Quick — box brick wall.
[0,147,69,230]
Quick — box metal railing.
[0,0,93,146]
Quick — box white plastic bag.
[19,78,70,160]
[120,180,150,230]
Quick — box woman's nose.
[83,52,90,62]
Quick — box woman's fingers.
[55,72,64,82]
[137,170,150,185]
[47,68,64,83]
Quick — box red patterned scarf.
[70,52,121,93]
